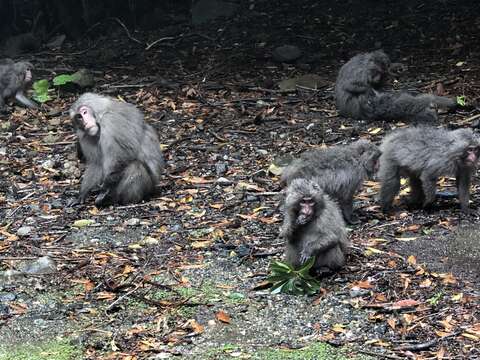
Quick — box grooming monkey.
[335,50,456,123]
[379,126,480,213]
[69,93,165,206]
[281,178,350,272]
[0,58,37,110]
[281,139,381,224]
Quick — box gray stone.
[272,45,302,63]
[16,226,33,237]
[192,0,239,25]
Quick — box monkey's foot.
[95,191,113,207]
[66,197,81,207]
[345,213,360,225]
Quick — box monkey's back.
[0,59,20,97]
[380,127,474,176]
[282,141,375,200]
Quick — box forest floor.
[1,0,480,359]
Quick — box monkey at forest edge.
[379,126,480,213]
[69,92,165,206]
[0,58,37,111]
[335,50,456,124]
[281,139,381,224]
[281,178,350,273]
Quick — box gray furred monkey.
[281,178,350,272]
[379,126,480,213]
[335,50,456,123]
[69,92,165,206]
[281,139,381,224]
[0,58,37,110]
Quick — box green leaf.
[457,95,466,107]
[53,74,75,86]
[270,261,294,273]
[32,79,51,103]
[73,219,95,228]
[267,259,321,296]
[297,256,316,277]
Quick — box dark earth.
[1,0,480,359]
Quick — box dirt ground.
[1,0,480,359]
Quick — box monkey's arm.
[343,81,371,94]
[299,232,341,264]
[15,91,37,108]
[456,168,472,213]
[78,165,103,203]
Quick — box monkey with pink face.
[69,93,165,206]
[0,58,37,110]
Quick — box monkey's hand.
[95,191,112,207]
[299,250,314,266]
[66,197,82,207]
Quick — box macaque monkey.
[0,59,37,110]
[281,178,350,272]
[379,126,480,213]
[281,139,381,224]
[69,93,165,206]
[335,50,456,123]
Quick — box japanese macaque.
[69,93,165,206]
[335,50,456,123]
[281,139,381,224]
[379,126,480,213]
[281,178,349,272]
[0,59,37,110]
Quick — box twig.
[395,338,438,351]
[145,36,176,50]
[110,17,143,45]
[358,350,403,359]
[106,283,143,311]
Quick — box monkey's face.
[463,146,480,167]
[73,105,100,137]
[296,197,315,226]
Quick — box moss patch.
[206,342,371,360]
[0,339,82,360]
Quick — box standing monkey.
[281,139,381,224]
[0,59,37,110]
[335,50,456,123]
[281,178,350,272]
[379,126,480,213]
[69,93,165,206]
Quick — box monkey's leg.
[456,171,472,213]
[407,175,424,208]
[379,165,400,212]
[341,198,360,225]
[420,173,437,208]
[114,162,154,204]
[15,91,37,108]
[314,245,346,272]
[78,165,103,204]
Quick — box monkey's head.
[14,61,34,84]
[69,93,111,137]
[285,178,325,226]
[350,139,381,177]
[367,50,390,87]
[453,129,480,167]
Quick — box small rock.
[257,149,268,156]
[21,256,57,275]
[125,218,141,226]
[349,286,369,298]
[272,45,302,63]
[41,159,55,170]
[17,226,33,237]
[216,177,232,185]
[215,162,227,175]
[72,68,95,88]
[0,292,16,302]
